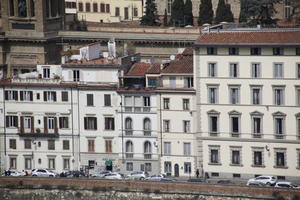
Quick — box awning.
[105,161,112,165]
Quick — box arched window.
[144,141,151,153]
[126,141,133,153]
[143,118,151,130]
[125,117,132,130]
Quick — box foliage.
[184,0,194,26]
[198,0,214,25]
[215,0,234,23]
[171,0,185,26]
[164,9,168,26]
[291,0,300,24]
[239,0,248,22]
[140,0,159,26]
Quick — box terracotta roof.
[182,47,193,56]
[146,63,161,74]
[63,57,120,67]
[161,56,193,74]
[195,30,300,46]
[126,62,151,76]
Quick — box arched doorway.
[174,164,179,177]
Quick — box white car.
[91,171,111,178]
[275,182,300,189]
[8,170,25,176]
[127,171,149,180]
[104,172,123,180]
[145,174,166,181]
[247,175,277,186]
[31,169,56,177]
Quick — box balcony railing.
[19,128,59,138]
[143,130,151,136]
[125,130,133,136]
[144,153,152,159]
[209,132,218,137]
[231,132,240,137]
[252,133,262,138]
[125,153,133,158]
[275,134,285,139]
[124,106,151,113]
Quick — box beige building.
[76,0,143,23]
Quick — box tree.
[140,0,159,26]
[239,0,248,22]
[291,0,300,24]
[171,0,185,26]
[184,0,194,26]
[238,0,281,26]
[198,0,214,25]
[163,9,168,26]
[215,0,234,23]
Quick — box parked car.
[31,169,56,177]
[217,180,233,185]
[247,175,277,186]
[145,174,166,181]
[275,182,300,189]
[247,182,266,187]
[127,171,149,180]
[6,170,25,177]
[103,172,123,180]
[60,170,86,178]
[91,171,111,178]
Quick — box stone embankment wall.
[0,177,299,200]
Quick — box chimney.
[108,38,116,58]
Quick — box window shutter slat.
[84,118,87,129]
[53,92,57,102]
[54,117,58,134]
[94,118,97,130]
[44,117,48,133]
[5,116,9,127]
[4,91,8,100]
[30,91,33,101]
[44,92,47,101]
[20,91,24,101]
[20,116,24,133]
[31,117,34,133]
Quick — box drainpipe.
[120,95,124,164]
[2,86,7,171]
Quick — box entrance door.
[174,164,179,177]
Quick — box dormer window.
[207,47,217,55]
[43,67,50,78]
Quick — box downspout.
[3,87,6,157]
[71,88,74,157]
[120,95,124,163]
[77,88,81,167]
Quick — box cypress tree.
[198,0,214,25]
[140,0,158,26]
[171,0,185,26]
[239,0,247,22]
[215,0,228,24]
[184,0,194,26]
[163,9,168,26]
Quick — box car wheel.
[266,182,271,186]
[49,175,54,177]
[140,177,145,180]
[32,174,37,176]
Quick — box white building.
[194,28,300,181]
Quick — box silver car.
[32,169,56,177]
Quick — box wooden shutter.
[20,91,24,101]
[112,118,115,130]
[15,116,18,128]
[4,91,8,100]
[20,116,24,133]
[44,117,48,133]
[5,116,9,127]
[30,91,33,101]
[105,118,108,130]
[43,92,47,101]
[94,117,97,130]
[59,117,62,129]
[84,117,87,129]
[53,92,57,102]
[14,91,18,100]
[31,117,34,133]
[54,117,58,134]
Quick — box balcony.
[275,134,285,139]
[209,132,219,137]
[19,128,59,138]
[144,153,152,159]
[12,77,61,84]
[125,153,133,158]
[124,106,151,113]
[125,130,133,136]
[252,133,262,138]
[143,130,151,136]
[231,132,240,138]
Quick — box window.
[9,0,15,16]
[230,147,241,165]
[273,87,284,105]
[164,142,171,155]
[24,139,31,149]
[229,63,239,77]
[273,113,286,139]
[93,3,97,12]
[78,2,83,11]
[183,120,190,133]
[229,86,240,104]
[63,158,70,170]
[230,115,240,137]
[10,157,16,169]
[144,141,152,159]
[106,4,110,13]
[297,150,300,168]
[125,141,133,158]
[25,158,32,169]
[5,90,18,101]
[273,48,284,55]
[208,63,217,77]
[183,143,191,155]
[104,94,111,106]
[115,7,120,16]
[184,162,191,174]
[143,96,151,107]
[251,113,263,138]
[20,91,33,101]
[48,140,55,150]
[48,158,55,169]
[207,86,218,104]
[88,140,95,152]
[17,0,27,17]
[63,140,70,150]
[167,0,172,14]
[274,63,284,78]
[6,116,18,128]
[183,99,190,110]
[43,91,56,102]
[104,117,115,130]
[297,116,300,140]
[86,94,94,106]
[105,140,112,153]
[251,63,261,78]
[100,3,105,12]
[274,149,286,168]
[184,77,193,88]
[164,162,172,173]
[252,148,263,166]
[61,91,68,102]
[84,117,97,130]
[207,47,217,55]
[145,163,152,172]
[163,98,170,109]
[229,47,239,55]
[143,118,151,135]
[43,68,50,78]
[284,0,292,18]
[85,2,90,12]
[133,7,138,16]
[209,116,218,134]
[23,116,32,131]
[9,139,16,149]
[169,77,176,88]
[251,87,261,105]
[59,117,69,129]
[88,160,95,169]
[73,70,80,82]
[209,146,220,164]
[47,117,56,131]
[297,64,300,78]
[148,78,157,87]
[297,48,300,55]
[125,117,132,130]
[163,120,170,132]
[126,162,133,171]
[250,47,261,55]
[124,7,129,20]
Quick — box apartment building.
[76,0,143,23]
[156,49,197,177]
[194,28,300,181]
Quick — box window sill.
[273,166,288,169]
[208,163,222,166]
[251,165,265,168]
[230,164,243,167]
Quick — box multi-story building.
[76,0,143,23]
[194,27,300,181]
[156,49,197,177]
